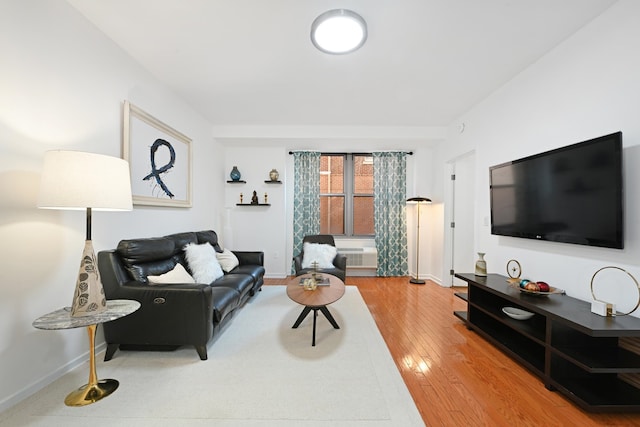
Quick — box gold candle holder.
[303,277,317,291]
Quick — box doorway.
[446,151,475,287]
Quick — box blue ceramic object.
[230,166,241,181]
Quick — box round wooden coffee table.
[287,273,346,346]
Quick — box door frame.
[443,150,476,287]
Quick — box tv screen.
[490,132,623,249]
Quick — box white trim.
[0,342,106,412]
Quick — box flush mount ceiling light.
[311,9,367,54]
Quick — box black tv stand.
[454,273,640,412]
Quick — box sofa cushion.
[196,230,223,253]
[229,264,265,285]
[118,237,175,264]
[302,242,337,269]
[216,248,240,272]
[210,287,240,323]
[165,232,198,255]
[147,263,195,285]
[211,273,254,301]
[117,237,177,283]
[184,242,224,283]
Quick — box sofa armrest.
[233,251,264,266]
[333,253,347,271]
[103,281,214,346]
[98,250,214,345]
[293,253,303,273]
[109,282,213,325]
[118,281,212,303]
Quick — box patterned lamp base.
[71,240,106,317]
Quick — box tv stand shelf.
[454,273,640,412]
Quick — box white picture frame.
[123,101,192,207]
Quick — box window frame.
[320,153,374,238]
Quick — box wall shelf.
[236,203,270,206]
[264,180,282,184]
[226,180,246,184]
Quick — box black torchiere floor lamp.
[407,197,432,284]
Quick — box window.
[320,154,374,236]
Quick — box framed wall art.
[123,101,192,207]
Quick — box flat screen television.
[489,132,623,249]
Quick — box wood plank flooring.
[266,277,640,426]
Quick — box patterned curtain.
[292,151,321,273]
[373,152,408,276]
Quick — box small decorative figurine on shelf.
[230,166,241,182]
[264,192,268,204]
[269,169,279,181]
[240,193,243,204]
[475,252,487,277]
[251,190,259,205]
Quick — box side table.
[32,299,140,406]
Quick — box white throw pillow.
[216,248,240,273]
[301,242,337,269]
[184,243,224,283]
[147,263,195,285]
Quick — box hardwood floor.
[266,277,640,426]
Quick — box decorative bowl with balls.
[508,279,565,296]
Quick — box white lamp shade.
[38,150,133,211]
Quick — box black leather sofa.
[97,230,264,361]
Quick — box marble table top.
[33,299,140,330]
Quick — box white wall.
[0,1,222,410]
[438,0,640,312]
[222,146,289,277]
[216,137,441,279]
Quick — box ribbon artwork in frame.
[123,101,192,207]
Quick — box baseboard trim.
[0,342,105,413]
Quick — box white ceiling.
[66,0,616,128]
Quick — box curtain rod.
[288,151,413,155]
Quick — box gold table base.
[64,323,117,406]
[32,300,141,407]
[64,378,119,406]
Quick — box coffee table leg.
[312,308,317,346]
[292,306,312,328]
[319,306,340,329]
[293,306,339,346]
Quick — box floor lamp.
[38,150,133,317]
[407,197,432,285]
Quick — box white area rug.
[0,286,423,426]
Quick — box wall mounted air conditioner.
[337,247,378,269]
